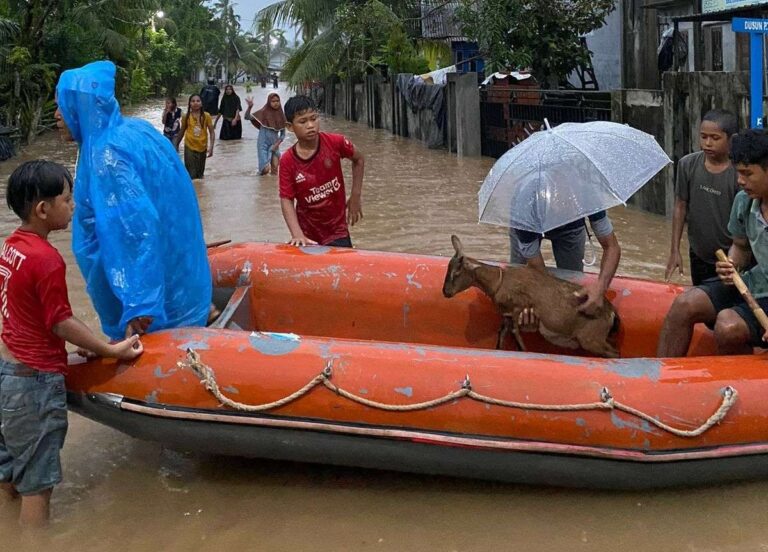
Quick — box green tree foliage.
[163,0,222,81]
[0,0,266,146]
[457,0,615,84]
[253,16,289,68]
[144,29,186,97]
[377,26,429,76]
[264,0,427,86]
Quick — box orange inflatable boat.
[65,243,767,489]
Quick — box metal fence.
[480,88,612,158]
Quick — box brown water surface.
[2,85,764,552]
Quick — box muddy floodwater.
[2,85,767,551]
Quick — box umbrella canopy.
[478,121,672,234]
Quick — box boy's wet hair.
[284,95,317,123]
[7,160,73,221]
[730,129,768,168]
[702,109,738,137]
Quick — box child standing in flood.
[245,93,287,176]
[0,161,142,526]
[279,96,365,247]
[666,110,740,285]
[162,97,182,148]
[181,94,215,179]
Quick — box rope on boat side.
[177,349,738,438]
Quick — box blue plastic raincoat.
[56,61,212,339]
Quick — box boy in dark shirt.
[278,96,365,247]
[659,129,768,356]
[199,78,221,118]
[666,110,739,284]
[0,161,142,526]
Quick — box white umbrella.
[478,120,672,234]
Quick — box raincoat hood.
[58,60,211,340]
[56,60,122,144]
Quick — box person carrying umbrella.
[510,212,621,314]
[478,120,671,316]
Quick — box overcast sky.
[232,0,297,40]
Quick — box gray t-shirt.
[675,151,739,264]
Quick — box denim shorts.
[509,226,587,272]
[0,360,68,495]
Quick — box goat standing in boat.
[442,235,620,358]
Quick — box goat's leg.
[497,317,511,349]
[511,321,527,352]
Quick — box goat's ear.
[451,235,464,256]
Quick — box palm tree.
[258,0,339,42]
[68,0,162,62]
[163,0,222,82]
[253,17,288,70]
[229,34,268,82]
[259,0,426,86]
[258,0,419,42]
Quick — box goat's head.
[442,235,476,297]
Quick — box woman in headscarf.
[216,84,242,141]
[244,93,287,175]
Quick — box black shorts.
[689,249,718,286]
[326,236,352,248]
[699,280,768,346]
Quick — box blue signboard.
[732,18,768,128]
[733,18,768,33]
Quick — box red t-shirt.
[0,229,73,373]
[279,132,356,245]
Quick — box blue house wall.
[452,41,485,75]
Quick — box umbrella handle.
[583,235,597,267]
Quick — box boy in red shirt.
[0,160,143,527]
[279,96,365,247]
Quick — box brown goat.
[442,235,620,358]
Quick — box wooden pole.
[206,239,231,249]
[716,249,768,332]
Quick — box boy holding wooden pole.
[658,129,768,356]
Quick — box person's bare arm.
[595,231,621,292]
[576,231,621,315]
[718,237,753,285]
[347,149,364,226]
[665,198,688,281]
[53,317,143,360]
[280,198,316,246]
[207,119,215,157]
[524,253,547,272]
[244,102,253,120]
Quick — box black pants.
[689,249,718,286]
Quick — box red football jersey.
[0,229,73,373]
[279,132,355,245]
